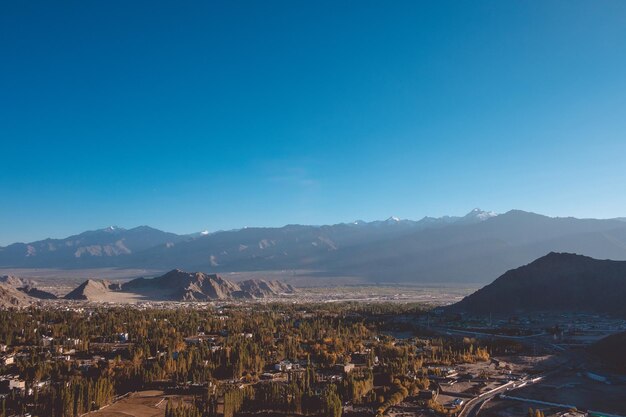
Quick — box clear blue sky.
[2,1,626,245]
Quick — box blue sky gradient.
[2,1,626,244]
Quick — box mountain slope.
[0,275,57,300]
[237,279,296,298]
[17,285,58,300]
[0,275,35,287]
[308,211,626,283]
[122,210,626,283]
[589,331,626,373]
[0,226,186,268]
[0,283,34,308]
[122,270,242,300]
[449,253,626,315]
[64,280,122,300]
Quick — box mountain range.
[449,252,626,316]
[2,209,626,283]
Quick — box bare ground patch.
[84,390,192,417]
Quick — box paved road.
[459,376,548,417]
[431,324,595,417]
[459,349,588,417]
[458,380,515,417]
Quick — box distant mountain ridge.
[3,209,626,284]
[64,269,296,301]
[449,253,626,316]
[0,225,185,268]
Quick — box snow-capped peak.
[200,230,209,235]
[465,208,498,221]
[386,216,401,222]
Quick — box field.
[84,391,192,417]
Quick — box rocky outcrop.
[237,279,296,298]
[0,283,34,308]
[64,269,296,302]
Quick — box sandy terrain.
[81,291,149,303]
[219,270,370,287]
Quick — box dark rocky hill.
[448,253,626,316]
[589,331,626,373]
[17,285,58,300]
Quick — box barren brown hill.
[64,279,122,300]
[237,279,296,298]
[0,274,57,300]
[0,275,35,287]
[64,270,296,302]
[0,282,34,308]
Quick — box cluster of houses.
[0,331,128,399]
